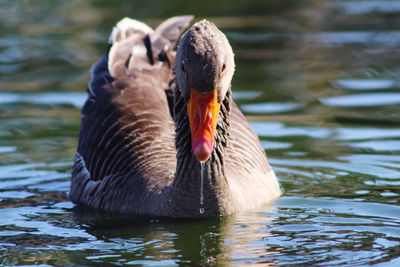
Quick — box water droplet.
[200,162,205,214]
[150,184,155,189]
[157,190,162,195]
[211,33,215,37]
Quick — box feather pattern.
[70,16,280,218]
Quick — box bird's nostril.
[206,113,213,132]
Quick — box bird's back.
[70,16,193,212]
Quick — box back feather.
[71,16,194,210]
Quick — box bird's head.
[175,20,235,162]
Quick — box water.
[200,162,205,215]
[1,0,400,265]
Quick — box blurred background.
[0,0,400,265]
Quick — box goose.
[70,16,281,218]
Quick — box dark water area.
[1,0,400,265]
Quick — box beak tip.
[193,139,213,162]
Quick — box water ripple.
[339,1,400,15]
[0,92,86,109]
[310,31,400,47]
[320,93,400,107]
[251,122,331,139]
[270,157,399,179]
[335,128,400,141]
[334,79,397,90]
[241,102,301,114]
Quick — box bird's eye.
[221,63,226,72]
[181,61,186,73]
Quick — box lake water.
[1,0,400,265]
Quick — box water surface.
[1,0,399,265]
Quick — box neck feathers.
[170,86,233,216]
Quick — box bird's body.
[70,16,280,218]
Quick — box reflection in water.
[0,0,399,265]
[334,79,397,90]
[241,102,301,114]
[70,206,278,265]
[310,31,400,47]
[320,92,400,107]
[339,1,400,15]
[268,197,400,265]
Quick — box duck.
[70,15,281,218]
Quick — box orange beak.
[187,89,221,162]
